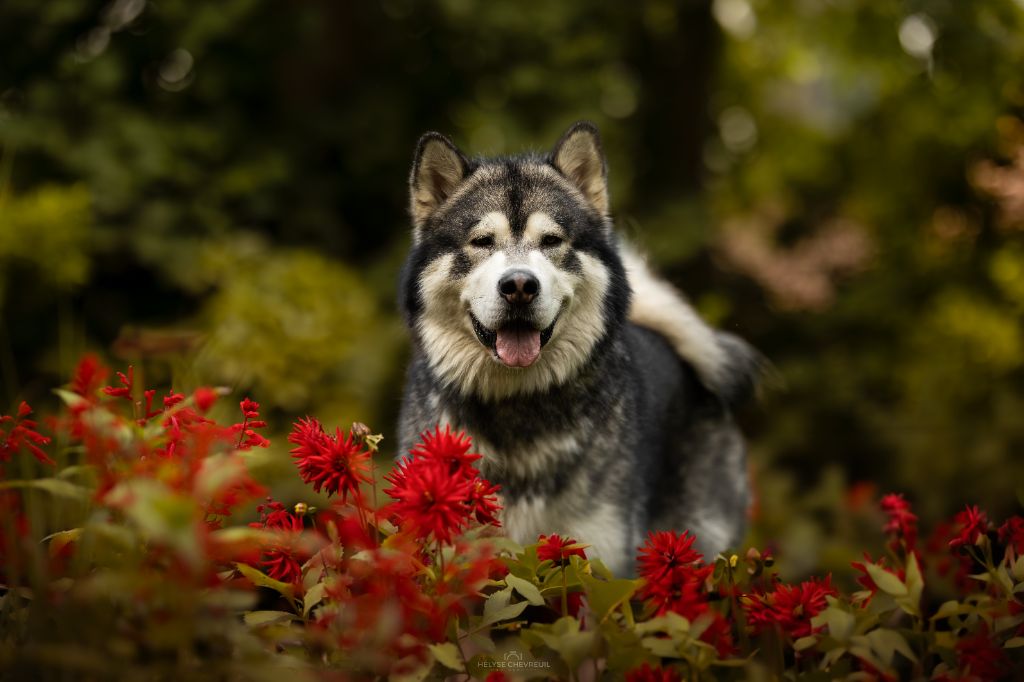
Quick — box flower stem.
[561,561,568,617]
[236,415,248,449]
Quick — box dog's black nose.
[498,270,540,305]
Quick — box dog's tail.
[621,244,767,408]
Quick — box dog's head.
[400,122,629,400]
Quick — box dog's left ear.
[551,121,609,215]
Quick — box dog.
[397,122,761,576]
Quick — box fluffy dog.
[397,122,760,575]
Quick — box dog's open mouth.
[470,313,556,368]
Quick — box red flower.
[240,398,260,418]
[70,353,108,398]
[193,387,218,413]
[102,367,134,400]
[232,397,269,450]
[625,662,682,682]
[537,533,588,564]
[0,402,54,466]
[955,626,1009,680]
[702,610,738,657]
[639,563,713,619]
[744,576,836,639]
[927,521,975,595]
[998,516,1024,554]
[949,505,989,549]
[485,673,509,682]
[634,530,720,634]
[289,417,372,500]
[249,499,306,584]
[466,478,502,526]
[880,493,918,550]
[410,424,481,473]
[384,456,473,544]
[637,530,703,584]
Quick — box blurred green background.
[3,0,1024,576]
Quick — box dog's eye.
[540,234,564,248]
[470,235,494,248]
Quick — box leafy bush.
[2,357,1023,680]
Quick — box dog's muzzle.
[470,312,556,368]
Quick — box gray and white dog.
[397,122,760,575]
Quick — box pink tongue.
[495,327,542,367]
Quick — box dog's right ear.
[551,121,609,215]
[409,132,469,229]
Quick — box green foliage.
[0,184,93,294]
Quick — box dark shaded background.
[3,0,1024,575]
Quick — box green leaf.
[588,557,615,580]
[105,479,203,568]
[0,478,90,502]
[484,585,513,621]
[43,528,83,557]
[865,628,917,666]
[641,635,682,658]
[57,464,96,482]
[243,610,296,627]
[53,388,88,408]
[525,616,597,672]
[864,562,908,597]
[303,581,327,618]
[994,565,1015,596]
[1005,637,1024,649]
[235,562,296,601]
[812,604,855,642]
[506,574,544,606]
[481,600,530,627]
[794,635,818,651]
[931,600,965,621]
[994,612,1024,633]
[429,642,465,672]
[849,638,886,674]
[635,612,691,637]
[580,573,639,623]
[601,622,652,674]
[898,552,923,616]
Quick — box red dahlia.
[537,533,588,564]
[744,576,836,639]
[638,563,713,619]
[249,499,306,584]
[466,478,502,526]
[411,424,481,473]
[637,530,704,584]
[384,456,473,544]
[289,417,372,500]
